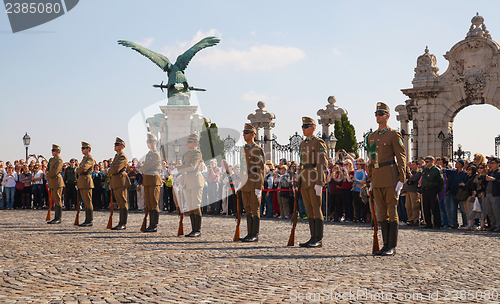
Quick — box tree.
[333,114,359,158]
[199,121,225,164]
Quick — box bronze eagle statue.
[118,36,220,98]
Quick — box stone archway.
[397,13,500,160]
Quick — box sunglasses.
[243,130,253,134]
[51,149,59,152]
[425,160,432,163]
[114,143,122,146]
[479,166,485,169]
[301,124,313,129]
[375,112,388,117]
[81,147,89,150]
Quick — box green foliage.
[199,122,225,164]
[333,114,359,158]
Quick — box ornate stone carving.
[412,47,439,87]
[466,13,491,39]
[464,72,486,100]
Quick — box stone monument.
[317,96,348,138]
[247,101,276,161]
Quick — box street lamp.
[22,132,31,161]
[173,139,180,162]
[326,132,337,159]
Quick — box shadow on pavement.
[236,254,368,259]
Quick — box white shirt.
[33,170,44,185]
[4,172,17,188]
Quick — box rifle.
[233,190,241,241]
[176,187,184,236]
[287,187,299,246]
[368,188,380,254]
[140,205,148,232]
[45,185,54,221]
[74,189,80,226]
[106,189,114,229]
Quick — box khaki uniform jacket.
[178,149,205,190]
[76,154,95,189]
[240,143,265,192]
[367,127,407,188]
[47,156,64,189]
[297,136,328,189]
[142,150,162,187]
[108,152,131,189]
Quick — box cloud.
[197,45,305,71]
[136,37,155,48]
[241,90,270,102]
[160,29,222,59]
[332,48,341,56]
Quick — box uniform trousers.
[80,188,93,210]
[183,186,203,216]
[112,187,128,210]
[301,187,323,219]
[144,185,160,212]
[241,190,261,217]
[373,187,399,223]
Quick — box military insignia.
[319,146,324,152]
[259,154,263,159]
[399,138,403,146]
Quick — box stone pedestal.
[159,105,198,162]
[247,101,276,161]
[317,96,348,139]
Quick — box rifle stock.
[45,185,54,221]
[233,190,241,241]
[141,205,148,232]
[107,189,114,229]
[287,188,298,246]
[368,189,380,254]
[176,188,184,236]
[74,189,80,226]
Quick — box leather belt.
[373,160,396,169]
[302,164,316,169]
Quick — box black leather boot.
[308,218,323,248]
[186,214,201,237]
[374,221,389,255]
[382,221,398,256]
[299,218,315,247]
[79,209,93,227]
[185,214,196,237]
[112,209,127,230]
[243,216,259,242]
[144,210,158,232]
[240,215,253,241]
[47,206,62,224]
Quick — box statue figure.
[118,36,220,104]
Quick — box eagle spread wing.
[174,36,220,71]
[118,40,172,72]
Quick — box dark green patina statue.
[118,36,220,105]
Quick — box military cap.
[115,137,126,147]
[146,133,157,142]
[302,117,316,126]
[52,144,61,151]
[187,133,199,142]
[375,102,390,114]
[243,123,256,133]
[81,141,91,148]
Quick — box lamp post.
[173,139,180,162]
[22,132,31,161]
[326,132,337,160]
[454,144,464,160]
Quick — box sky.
[1,0,499,163]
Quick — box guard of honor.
[297,117,328,248]
[367,102,407,256]
[239,123,265,242]
[142,134,163,233]
[177,133,205,237]
[75,142,95,226]
[108,137,131,230]
[42,102,406,256]
[47,144,64,224]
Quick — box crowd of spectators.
[1,151,499,234]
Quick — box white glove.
[314,185,322,197]
[395,181,404,197]
[235,183,241,192]
[255,189,262,199]
[171,168,178,175]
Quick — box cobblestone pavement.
[0,210,499,304]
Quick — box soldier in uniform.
[76,141,95,227]
[239,123,265,242]
[47,144,65,224]
[297,117,328,248]
[176,133,205,237]
[142,134,162,232]
[367,102,406,256]
[108,137,131,230]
